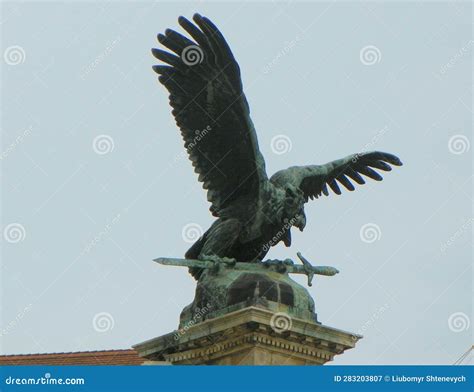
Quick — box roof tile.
[0,349,144,365]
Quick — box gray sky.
[1,1,472,365]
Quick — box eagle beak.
[283,230,291,247]
[295,215,306,232]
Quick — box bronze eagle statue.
[152,14,402,279]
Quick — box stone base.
[134,306,361,365]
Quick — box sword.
[154,252,338,287]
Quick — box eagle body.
[186,182,305,261]
[152,14,402,279]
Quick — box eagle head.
[283,185,306,233]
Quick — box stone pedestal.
[134,306,361,365]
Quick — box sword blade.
[153,257,210,269]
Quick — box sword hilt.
[297,252,315,286]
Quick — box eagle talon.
[200,255,236,266]
[262,258,294,273]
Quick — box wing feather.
[153,14,267,217]
[270,151,402,200]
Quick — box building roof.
[0,349,144,365]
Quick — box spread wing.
[152,14,267,218]
[270,151,402,200]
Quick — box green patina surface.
[177,260,319,328]
[153,15,402,281]
[151,13,402,335]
